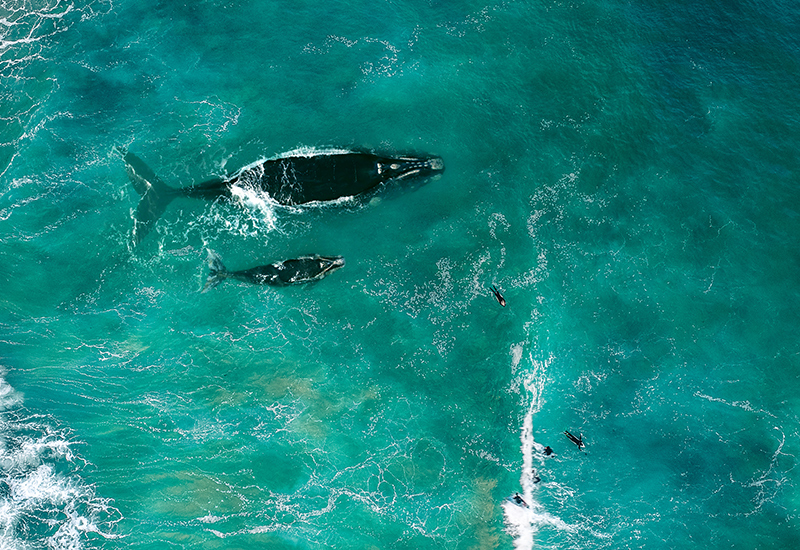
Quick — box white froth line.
[694,391,777,418]
[232,148,355,176]
[503,350,569,547]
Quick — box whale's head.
[314,255,345,279]
[376,155,445,183]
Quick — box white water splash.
[504,349,572,549]
[228,184,280,232]
[0,367,123,548]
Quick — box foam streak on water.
[504,346,571,549]
[0,370,122,549]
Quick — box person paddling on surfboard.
[490,285,506,306]
[564,430,584,450]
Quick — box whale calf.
[120,147,444,244]
[202,250,345,292]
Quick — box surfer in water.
[512,493,528,507]
[490,285,506,306]
[564,431,584,450]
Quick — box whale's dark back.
[234,256,339,286]
[229,153,383,205]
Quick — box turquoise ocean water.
[2,0,800,547]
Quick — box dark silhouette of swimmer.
[564,431,584,450]
[544,446,553,456]
[490,285,506,306]
[512,493,528,507]
[532,470,541,484]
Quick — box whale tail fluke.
[202,250,229,292]
[118,147,181,245]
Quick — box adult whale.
[202,250,345,292]
[120,147,444,244]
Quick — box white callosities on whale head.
[376,156,445,181]
[313,255,345,278]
